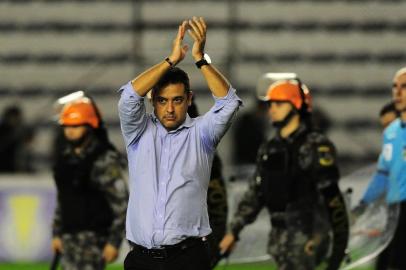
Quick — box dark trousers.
[376,201,406,270]
[124,238,211,270]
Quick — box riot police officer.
[220,78,349,270]
[51,96,128,269]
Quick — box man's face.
[153,83,192,131]
[380,111,397,129]
[268,101,293,122]
[63,125,88,141]
[392,73,406,112]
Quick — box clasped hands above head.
[167,17,208,66]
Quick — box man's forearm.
[187,16,230,97]
[131,59,172,97]
[361,170,388,203]
[200,64,230,98]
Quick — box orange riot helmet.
[59,98,100,128]
[263,79,312,113]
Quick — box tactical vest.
[258,129,318,213]
[53,141,114,234]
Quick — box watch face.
[204,53,212,64]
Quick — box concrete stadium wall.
[0,0,405,173]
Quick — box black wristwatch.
[195,53,211,69]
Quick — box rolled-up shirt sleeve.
[200,86,242,151]
[118,81,148,146]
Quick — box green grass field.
[0,262,373,270]
[0,262,273,270]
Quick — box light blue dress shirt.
[118,81,241,248]
[362,119,406,204]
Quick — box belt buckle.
[150,248,167,259]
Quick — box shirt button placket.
[158,135,169,230]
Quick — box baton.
[212,249,231,268]
[50,251,61,270]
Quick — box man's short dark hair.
[152,67,191,99]
[188,97,199,118]
[380,101,398,117]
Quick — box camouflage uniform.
[52,137,128,270]
[268,227,315,270]
[229,124,349,270]
[59,232,107,270]
[207,154,228,268]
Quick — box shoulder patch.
[306,132,336,167]
[318,145,334,166]
[383,143,393,161]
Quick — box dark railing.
[1,21,406,32]
[1,52,405,64]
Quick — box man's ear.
[187,91,193,106]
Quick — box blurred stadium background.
[1,0,404,269]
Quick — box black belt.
[129,237,206,259]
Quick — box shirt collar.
[180,114,195,128]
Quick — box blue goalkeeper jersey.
[362,118,406,204]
